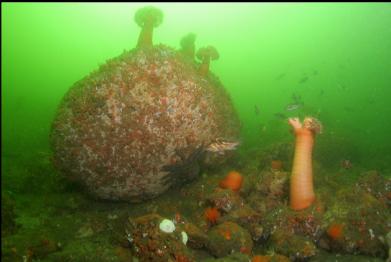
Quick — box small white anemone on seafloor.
[181,231,188,245]
[159,219,176,233]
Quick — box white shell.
[159,219,175,233]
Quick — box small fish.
[299,76,309,84]
[254,105,260,115]
[340,159,352,170]
[285,103,301,111]
[206,138,240,154]
[337,83,347,90]
[274,112,287,119]
[275,73,286,80]
[291,93,302,103]
[312,70,318,76]
[343,106,354,112]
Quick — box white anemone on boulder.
[159,219,175,233]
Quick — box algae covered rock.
[50,40,240,202]
[320,186,390,258]
[125,213,194,261]
[356,170,391,207]
[204,252,250,262]
[1,192,18,237]
[219,204,264,241]
[206,189,245,213]
[271,230,318,260]
[206,221,253,257]
[182,222,209,249]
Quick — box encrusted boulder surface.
[50,45,240,202]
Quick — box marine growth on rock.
[50,7,240,202]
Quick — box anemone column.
[288,117,322,210]
[134,6,163,48]
[180,33,197,60]
[196,46,219,77]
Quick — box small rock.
[125,213,194,261]
[206,189,244,213]
[183,223,208,249]
[108,214,118,220]
[76,225,94,238]
[207,221,253,257]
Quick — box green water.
[2,3,391,261]
[3,3,391,171]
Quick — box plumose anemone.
[180,33,197,60]
[134,6,164,48]
[288,117,322,210]
[196,46,219,77]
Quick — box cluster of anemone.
[134,6,219,77]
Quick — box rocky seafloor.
[2,143,390,262]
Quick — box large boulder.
[50,45,240,202]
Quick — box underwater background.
[3,3,391,168]
[2,3,391,261]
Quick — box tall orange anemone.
[219,171,243,192]
[288,117,322,210]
